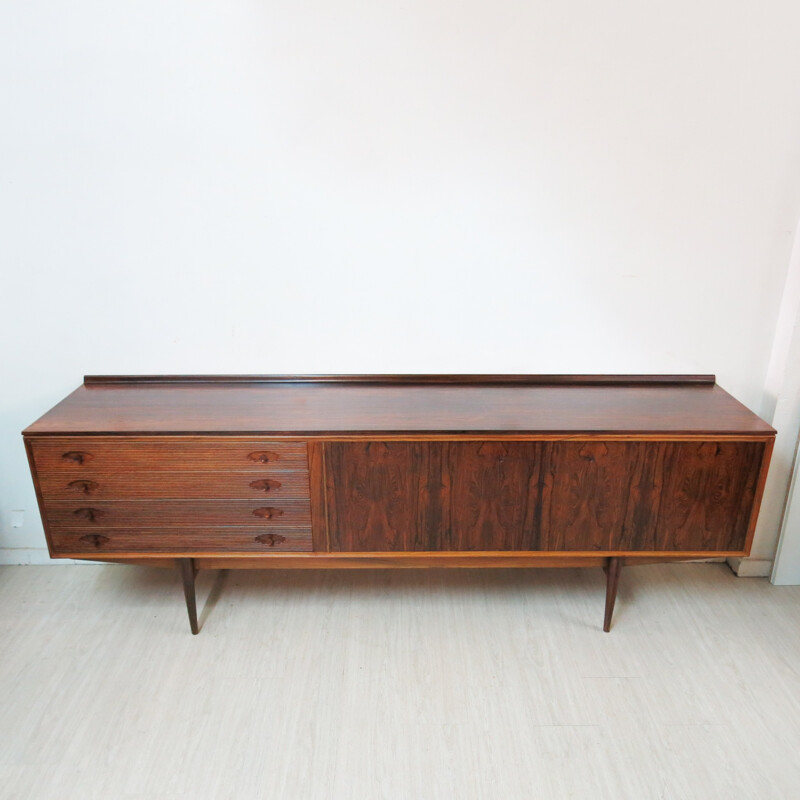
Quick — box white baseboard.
[0,548,53,565]
[0,549,104,566]
[726,557,774,577]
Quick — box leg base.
[179,558,199,635]
[603,556,622,632]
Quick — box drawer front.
[36,471,311,501]
[44,500,312,529]
[30,437,309,473]
[50,528,313,554]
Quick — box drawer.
[30,437,309,473]
[44,499,312,529]
[50,528,313,554]
[36,471,311,501]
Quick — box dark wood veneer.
[36,472,311,500]
[22,374,775,634]
[24,375,774,436]
[29,437,309,471]
[324,440,763,553]
[43,499,312,529]
[51,528,313,554]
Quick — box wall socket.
[10,510,24,528]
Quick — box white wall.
[772,444,800,583]
[727,219,800,575]
[768,223,800,582]
[2,1,800,563]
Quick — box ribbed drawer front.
[36,471,311,501]
[31,435,316,555]
[30,437,309,473]
[50,528,313,554]
[44,500,312,529]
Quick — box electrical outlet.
[10,510,24,528]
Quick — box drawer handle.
[248,451,280,464]
[73,507,104,523]
[255,533,286,547]
[62,451,94,465]
[249,479,282,493]
[253,507,284,519]
[67,479,98,495]
[78,534,110,548]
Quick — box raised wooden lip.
[83,374,718,387]
[23,431,776,439]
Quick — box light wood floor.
[1,563,800,799]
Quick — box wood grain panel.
[539,440,766,552]
[442,441,543,550]
[30,437,308,473]
[307,441,329,552]
[50,528,313,554]
[616,442,668,551]
[35,471,310,500]
[324,439,767,553]
[743,435,774,553]
[327,441,545,551]
[651,441,765,551]
[44,500,311,529]
[326,442,442,551]
[540,441,765,552]
[540,441,642,551]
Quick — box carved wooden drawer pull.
[254,533,286,547]
[247,451,280,464]
[73,507,104,523]
[252,507,284,519]
[78,534,110,548]
[62,451,93,465]
[67,479,98,495]
[249,479,282,493]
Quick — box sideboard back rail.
[83,374,718,387]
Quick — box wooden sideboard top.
[22,375,775,436]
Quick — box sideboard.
[23,374,775,633]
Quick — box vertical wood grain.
[540,441,639,551]
[742,435,775,553]
[326,442,441,551]
[617,441,667,550]
[442,441,543,550]
[651,441,765,551]
[327,442,547,551]
[307,441,329,552]
[324,439,767,553]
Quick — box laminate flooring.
[1,563,799,799]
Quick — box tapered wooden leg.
[603,556,622,632]
[179,558,199,635]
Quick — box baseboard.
[726,557,774,577]
[0,549,104,566]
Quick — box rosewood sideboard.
[23,375,775,634]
